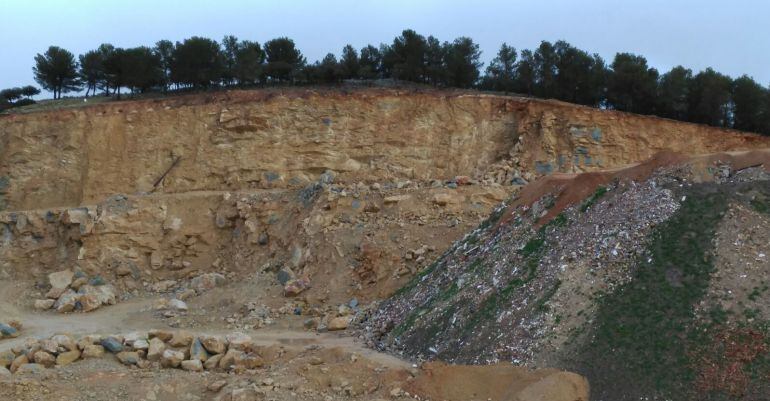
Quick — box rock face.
[1,89,765,212]
[1,89,767,310]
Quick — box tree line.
[0,85,40,111]
[25,29,770,135]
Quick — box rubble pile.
[362,153,770,400]
[0,330,274,375]
[33,270,117,313]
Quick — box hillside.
[1,87,769,400]
[366,149,770,400]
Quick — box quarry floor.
[0,273,589,401]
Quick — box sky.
[1,0,769,94]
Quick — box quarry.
[1,87,769,401]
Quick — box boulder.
[56,350,81,366]
[10,354,29,373]
[204,354,223,370]
[432,192,463,206]
[0,349,15,368]
[328,316,352,331]
[147,338,166,361]
[116,351,140,365]
[79,284,117,306]
[100,337,124,353]
[201,335,227,354]
[161,349,184,368]
[168,298,188,311]
[283,278,310,297]
[54,289,79,313]
[148,329,174,342]
[225,332,252,351]
[70,277,88,290]
[45,286,66,299]
[168,331,194,347]
[40,339,59,354]
[34,299,55,310]
[48,269,74,290]
[0,322,18,338]
[191,273,226,292]
[81,344,105,358]
[78,293,102,312]
[0,366,10,376]
[14,363,44,375]
[218,349,245,370]
[181,359,203,372]
[32,351,56,368]
[190,338,209,362]
[133,339,150,351]
[51,334,77,351]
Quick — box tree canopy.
[20,30,770,135]
[33,46,80,99]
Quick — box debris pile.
[33,270,117,313]
[1,330,272,375]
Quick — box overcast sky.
[1,0,768,93]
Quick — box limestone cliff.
[1,88,766,211]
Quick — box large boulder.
[32,351,56,368]
[191,273,226,293]
[161,349,184,368]
[201,335,227,354]
[147,338,166,361]
[116,351,140,365]
[54,289,79,313]
[100,337,124,353]
[81,344,105,358]
[56,350,81,366]
[190,338,209,362]
[0,323,18,338]
[48,270,74,290]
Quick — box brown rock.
[201,335,227,354]
[204,354,223,370]
[78,293,102,312]
[147,338,166,361]
[10,354,29,373]
[0,349,15,368]
[218,349,244,370]
[181,359,203,372]
[161,349,184,368]
[148,329,174,342]
[81,344,105,359]
[328,316,352,331]
[33,351,56,368]
[225,332,252,351]
[56,350,81,366]
[283,277,310,297]
[116,351,140,365]
[168,331,194,347]
[52,334,78,351]
[34,299,55,310]
[48,269,74,290]
[46,286,66,299]
[14,363,44,375]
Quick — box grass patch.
[580,186,608,212]
[577,184,729,400]
[750,197,769,215]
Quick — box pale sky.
[1,0,768,94]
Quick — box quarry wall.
[1,88,766,212]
